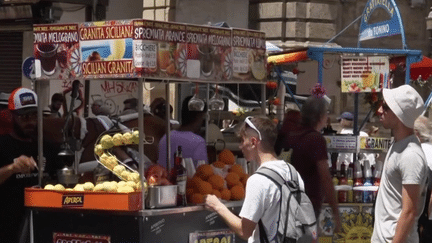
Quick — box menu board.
[231,28,266,82]
[33,23,80,80]
[185,25,232,81]
[133,20,187,78]
[341,56,389,93]
[34,19,266,82]
[79,20,135,79]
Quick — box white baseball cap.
[8,87,38,114]
[382,85,424,128]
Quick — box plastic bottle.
[174,146,187,206]
[347,167,354,203]
[353,160,363,203]
[363,160,374,203]
[373,160,383,199]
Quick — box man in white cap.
[372,84,428,243]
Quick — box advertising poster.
[79,20,135,79]
[33,23,80,80]
[53,233,110,243]
[359,136,393,152]
[185,25,232,81]
[133,20,187,78]
[232,28,266,82]
[341,56,389,93]
[189,229,235,243]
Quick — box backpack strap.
[258,219,270,243]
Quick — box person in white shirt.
[204,116,306,242]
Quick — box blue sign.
[22,56,35,80]
[358,0,406,48]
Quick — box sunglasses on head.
[245,116,262,140]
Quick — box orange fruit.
[229,164,244,176]
[212,189,221,199]
[196,180,213,195]
[240,173,249,187]
[190,193,204,204]
[230,185,245,200]
[186,188,194,198]
[190,176,203,193]
[208,174,225,190]
[220,188,231,201]
[225,172,240,188]
[212,161,225,168]
[218,149,235,165]
[196,164,214,180]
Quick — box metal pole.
[205,83,210,142]
[165,82,171,172]
[37,81,43,186]
[138,78,145,209]
[261,83,266,115]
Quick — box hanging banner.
[79,20,135,79]
[133,20,187,78]
[33,19,266,83]
[33,23,80,80]
[340,56,389,93]
[186,25,232,81]
[358,0,405,43]
[232,28,267,82]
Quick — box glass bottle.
[174,146,187,206]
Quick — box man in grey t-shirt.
[372,85,427,243]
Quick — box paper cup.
[183,158,196,178]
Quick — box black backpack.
[256,163,317,243]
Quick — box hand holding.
[11,155,37,174]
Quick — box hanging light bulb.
[209,84,224,111]
[188,83,205,111]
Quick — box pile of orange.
[187,152,249,204]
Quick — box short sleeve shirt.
[239,160,305,243]
[372,134,427,243]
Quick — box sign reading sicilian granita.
[79,20,135,79]
[33,23,80,80]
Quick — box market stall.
[26,18,267,243]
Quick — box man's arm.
[0,156,37,185]
[317,159,341,232]
[392,184,421,243]
[205,194,256,240]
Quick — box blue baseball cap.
[337,112,354,121]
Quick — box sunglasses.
[382,102,390,111]
[245,116,262,140]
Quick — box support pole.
[138,78,145,209]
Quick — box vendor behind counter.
[158,96,208,170]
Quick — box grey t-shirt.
[372,134,427,243]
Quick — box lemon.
[54,184,65,191]
[106,39,126,60]
[44,184,55,190]
[251,61,266,80]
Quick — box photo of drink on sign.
[33,23,80,80]
[341,56,389,93]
